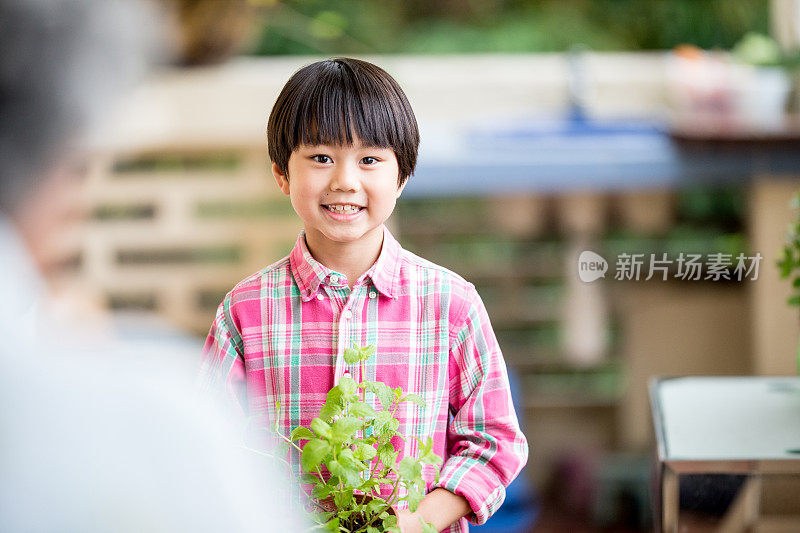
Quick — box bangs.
[268,58,419,184]
[291,63,401,150]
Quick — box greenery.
[732,32,800,69]
[247,0,769,56]
[777,191,800,308]
[273,344,440,533]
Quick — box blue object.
[472,368,539,532]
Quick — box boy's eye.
[311,155,332,164]
[360,156,378,165]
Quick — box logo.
[578,251,608,282]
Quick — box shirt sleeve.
[435,283,529,525]
[198,293,248,419]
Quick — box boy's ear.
[272,162,290,195]
[395,177,408,199]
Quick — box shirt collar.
[289,225,402,302]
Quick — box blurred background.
[46,0,800,530]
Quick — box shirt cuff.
[434,455,506,525]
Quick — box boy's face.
[272,138,406,255]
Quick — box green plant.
[777,191,800,307]
[777,190,800,373]
[273,344,441,533]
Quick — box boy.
[200,58,528,533]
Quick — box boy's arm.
[433,284,529,527]
[197,295,248,419]
[395,488,470,532]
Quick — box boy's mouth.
[322,204,365,214]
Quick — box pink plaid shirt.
[200,225,528,531]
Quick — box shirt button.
[329,275,338,284]
[316,293,324,301]
[343,310,353,319]
[368,291,376,299]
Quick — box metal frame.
[649,376,800,532]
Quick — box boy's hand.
[393,488,468,532]
[395,509,426,533]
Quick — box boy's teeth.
[326,204,362,214]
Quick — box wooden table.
[650,376,800,532]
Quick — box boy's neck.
[304,226,385,289]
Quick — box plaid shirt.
[199,225,528,531]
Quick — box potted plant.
[269,344,440,533]
[777,189,800,373]
[730,32,799,128]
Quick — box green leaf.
[311,418,332,439]
[420,450,442,465]
[397,456,421,480]
[374,382,394,409]
[300,473,320,484]
[311,483,333,499]
[334,489,353,509]
[290,426,315,442]
[377,442,398,467]
[323,516,339,532]
[319,401,342,422]
[359,345,376,361]
[407,483,424,512]
[788,295,800,306]
[343,347,361,364]
[338,375,358,396]
[328,459,362,487]
[353,441,378,461]
[300,439,330,473]
[338,448,367,472]
[332,416,362,442]
[350,401,377,419]
[402,393,425,407]
[421,521,438,533]
[366,498,388,515]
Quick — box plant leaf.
[290,426,315,442]
[354,441,378,461]
[311,418,332,439]
[397,456,421,480]
[343,347,361,364]
[350,401,377,419]
[402,393,425,407]
[338,448,367,472]
[421,521,438,533]
[338,375,358,396]
[377,442,398,467]
[300,438,330,473]
[323,516,339,532]
[319,401,342,422]
[332,416,362,443]
[373,382,394,409]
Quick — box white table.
[650,376,800,532]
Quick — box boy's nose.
[329,164,360,192]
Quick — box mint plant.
[273,344,441,533]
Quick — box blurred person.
[0,0,299,530]
[200,58,529,533]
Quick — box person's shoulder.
[225,255,292,303]
[397,247,477,300]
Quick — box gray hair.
[0,0,150,215]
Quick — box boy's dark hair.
[267,57,419,188]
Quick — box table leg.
[662,465,679,533]
[718,475,762,533]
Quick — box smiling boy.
[200,58,528,533]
